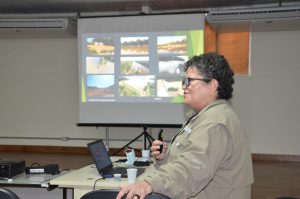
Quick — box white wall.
[232,30,300,155]
[0,37,178,149]
[0,29,299,155]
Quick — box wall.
[0,37,178,149]
[242,30,300,155]
[0,29,299,155]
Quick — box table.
[50,164,129,199]
[0,171,69,198]
[0,172,63,189]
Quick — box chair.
[0,188,20,199]
[146,192,171,199]
[80,190,118,199]
[80,189,171,199]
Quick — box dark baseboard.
[1,145,299,162]
[252,153,300,162]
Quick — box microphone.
[158,129,164,153]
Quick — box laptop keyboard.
[111,167,127,175]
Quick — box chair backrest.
[0,188,20,199]
[80,190,118,199]
[145,192,171,199]
[80,190,171,199]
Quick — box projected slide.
[121,56,149,75]
[86,75,115,98]
[78,14,205,125]
[158,55,187,75]
[86,56,114,74]
[119,76,155,97]
[157,36,187,54]
[81,30,203,103]
[121,37,149,55]
[87,37,114,55]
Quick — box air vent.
[0,18,68,29]
[206,6,300,32]
[0,18,76,38]
[207,7,300,21]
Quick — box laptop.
[87,139,145,178]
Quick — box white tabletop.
[0,171,67,188]
[50,164,129,189]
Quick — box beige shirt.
[140,100,254,199]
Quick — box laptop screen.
[87,139,113,172]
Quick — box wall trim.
[0,145,130,156]
[1,145,300,162]
[252,153,300,162]
[0,145,89,154]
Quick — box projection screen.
[78,13,205,127]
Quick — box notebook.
[87,139,145,178]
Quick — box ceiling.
[0,0,300,17]
[0,0,300,38]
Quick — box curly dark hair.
[184,52,235,100]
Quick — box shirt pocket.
[171,131,190,152]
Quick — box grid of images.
[82,30,203,103]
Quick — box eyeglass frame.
[182,77,212,88]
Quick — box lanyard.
[170,113,197,144]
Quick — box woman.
[116,52,253,199]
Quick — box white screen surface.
[78,14,204,126]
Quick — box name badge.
[184,126,192,134]
[176,142,183,149]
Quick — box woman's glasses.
[182,77,212,88]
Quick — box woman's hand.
[151,140,167,161]
[116,181,152,199]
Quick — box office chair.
[80,189,171,199]
[81,190,118,199]
[0,188,20,199]
[145,192,171,199]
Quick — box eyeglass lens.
[182,79,189,88]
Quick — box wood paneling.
[217,31,250,75]
[204,21,217,53]
[252,161,300,198]
[204,21,250,75]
